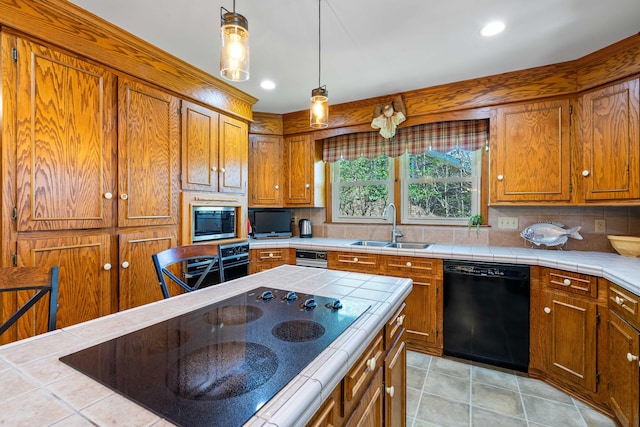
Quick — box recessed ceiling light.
[260,80,276,90]
[480,21,505,37]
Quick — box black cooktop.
[60,287,370,427]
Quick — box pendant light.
[220,0,249,82]
[310,0,328,128]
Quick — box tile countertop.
[0,265,411,427]
[250,237,640,295]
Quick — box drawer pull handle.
[627,353,638,363]
[544,307,551,314]
[396,315,405,326]
[385,386,395,397]
[353,257,359,263]
[406,262,412,267]
[615,296,625,305]
[563,278,571,286]
[268,253,274,258]
[366,357,376,371]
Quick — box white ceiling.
[68,0,640,114]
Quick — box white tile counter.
[0,265,411,427]
[251,237,640,295]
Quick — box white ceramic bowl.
[608,235,640,257]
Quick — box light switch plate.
[595,219,606,233]
[498,217,519,229]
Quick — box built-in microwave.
[192,206,236,242]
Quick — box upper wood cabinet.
[490,99,572,203]
[218,115,248,194]
[118,78,180,227]
[181,100,219,192]
[283,134,325,206]
[14,38,116,231]
[249,134,283,206]
[579,78,640,202]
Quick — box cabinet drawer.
[255,249,287,261]
[385,302,406,349]
[543,268,597,298]
[344,331,384,411]
[383,256,440,277]
[609,281,640,330]
[329,252,379,272]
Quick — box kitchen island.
[0,265,411,426]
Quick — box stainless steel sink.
[348,240,391,247]
[385,242,431,249]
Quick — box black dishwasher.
[443,260,530,372]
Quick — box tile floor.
[406,351,617,427]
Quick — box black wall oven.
[185,241,249,288]
[192,206,236,242]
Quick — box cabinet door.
[218,115,248,194]
[541,291,598,392]
[17,234,112,330]
[384,337,406,427]
[283,134,313,205]
[118,229,177,310]
[118,78,179,227]
[249,134,282,206]
[491,100,571,202]
[608,312,640,427]
[181,100,219,192]
[581,79,640,201]
[15,38,116,231]
[405,277,441,352]
[345,368,383,427]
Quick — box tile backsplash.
[292,206,640,254]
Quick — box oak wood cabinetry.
[530,267,607,407]
[248,134,283,206]
[181,100,248,194]
[283,134,325,207]
[578,78,640,202]
[490,99,572,203]
[606,280,640,427]
[249,248,295,274]
[381,256,443,356]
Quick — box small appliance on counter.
[299,218,312,238]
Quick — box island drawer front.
[609,281,640,329]
[543,268,598,298]
[383,256,440,277]
[385,302,406,349]
[328,252,380,272]
[344,331,384,410]
[254,249,287,261]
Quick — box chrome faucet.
[383,202,403,243]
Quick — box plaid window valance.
[321,119,489,162]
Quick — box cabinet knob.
[121,261,130,269]
[268,252,274,258]
[353,257,359,263]
[274,185,279,190]
[396,314,405,326]
[212,166,217,172]
[582,170,590,177]
[305,183,310,188]
[385,386,395,398]
[627,353,638,362]
[103,263,112,271]
[544,307,551,314]
[366,357,376,371]
[497,174,504,181]
[406,261,412,267]
[220,167,226,173]
[563,278,571,286]
[104,192,113,200]
[120,193,128,200]
[615,296,625,305]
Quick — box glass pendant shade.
[310,86,329,128]
[220,11,249,82]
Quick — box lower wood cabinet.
[249,248,294,273]
[345,368,383,427]
[328,252,380,273]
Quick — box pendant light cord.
[318,0,321,88]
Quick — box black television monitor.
[252,210,292,239]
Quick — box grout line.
[514,375,530,425]
[469,365,473,427]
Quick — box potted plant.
[468,214,483,234]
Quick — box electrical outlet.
[595,219,606,233]
[497,217,519,229]
[292,215,297,225]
